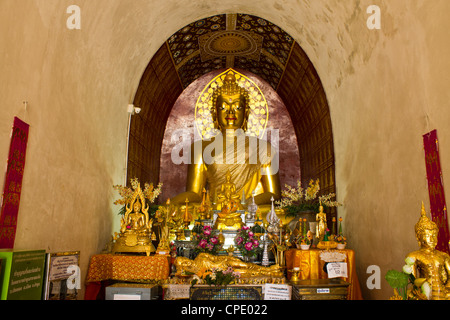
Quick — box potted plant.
[336,235,347,250]
[298,230,313,250]
[275,179,342,217]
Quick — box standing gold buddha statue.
[171,71,281,219]
[406,202,450,300]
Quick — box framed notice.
[43,251,80,300]
[0,249,46,300]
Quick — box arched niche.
[128,13,335,220]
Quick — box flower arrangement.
[191,267,241,286]
[385,257,431,300]
[335,234,347,244]
[299,231,313,246]
[234,226,261,257]
[294,218,312,246]
[193,225,221,255]
[275,179,342,216]
[113,178,163,215]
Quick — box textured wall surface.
[1,0,450,299]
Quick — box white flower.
[405,257,416,266]
[421,281,431,300]
[402,264,413,274]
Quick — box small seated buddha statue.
[405,203,450,300]
[171,70,281,218]
[113,185,155,256]
[216,170,243,211]
[124,201,146,233]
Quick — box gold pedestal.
[317,241,337,250]
[112,234,156,256]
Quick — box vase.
[300,244,310,250]
[337,243,346,250]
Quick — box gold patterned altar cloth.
[84,254,170,300]
[86,254,170,282]
[285,248,363,300]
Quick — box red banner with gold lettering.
[0,117,29,248]
[423,129,450,254]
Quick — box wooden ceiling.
[128,13,335,207]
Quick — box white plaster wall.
[1,0,449,299]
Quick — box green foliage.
[385,269,409,288]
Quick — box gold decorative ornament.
[405,202,450,300]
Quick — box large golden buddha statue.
[171,71,281,219]
[405,203,450,300]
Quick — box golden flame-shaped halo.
[195,68,269,140]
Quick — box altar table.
[84,254,170,300]
[285,248,363,300]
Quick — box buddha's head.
[133,200,142,213]
[415,203,438,249]
[211,72,250,132]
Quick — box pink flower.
[245,242,253,251]
[248,231,254,237]
[236,237,243,245]
[199,239,207,248]
[210,237,218,244]
[242,226,250,230]
[253,240,259,246]
[204,229,211,236]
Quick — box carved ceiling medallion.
[199,30,263,62]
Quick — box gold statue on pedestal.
[112,184,156,256]
[175,252,283,278]
[216,170,243,211]
[155,199,171,255]
[405,202,450,300]
[316,205,327,241]
[213,170,244,230]
[170,69,281,216]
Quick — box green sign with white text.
[0,250,46,300]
